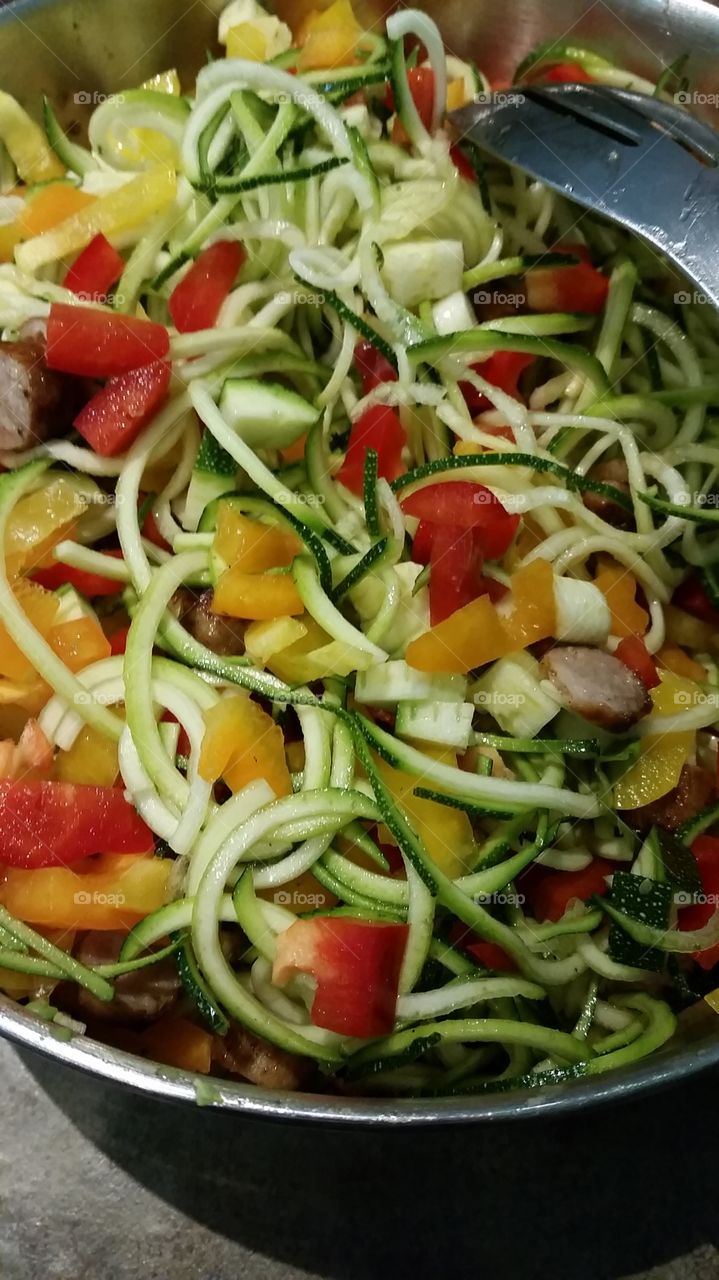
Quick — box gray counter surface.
[2,1038,719,1279]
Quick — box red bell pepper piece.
[168,241,245,333]
[677,836,719,970]
[525,243,608,315]
[73,360,172,457]
[109,625,130,656]
[447,922,516,972]
[141,504,172,551]
[32,549,125,597]
[615,635,660,690]
[401,481,520,560]
[337,404,406,495]
[533,62,593,84]
[273,916,408,1037]
[0,781,154,869]
[450,145,476,183]
[460,350,535,416]
[425,524,485,625]
[47,303,170,378]
[384,66,435,132]
[519,857,615,923]
[672,575,719,625]
[63,234,125,303]
[353,340,398,395]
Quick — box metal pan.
[1,0,719,1122]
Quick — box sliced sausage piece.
[582,459,633,529]
[540,644,652,730]
[625,763,715,833]
[0,338,81,450]
[74,930,181,1023]
[213,1025,312,1091]
[169,587,245,657]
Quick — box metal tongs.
[450,83,719,308]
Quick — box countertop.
[1,1038,719,1280]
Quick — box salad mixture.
[0,1,719,1099]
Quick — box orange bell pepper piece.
[214,505,301,574]
[593,558,648,638]
[0,582,59,681]
[0,853,171,930]
[406,558,555,674]
[140,1016,213,1074]
[48,616,112,673]
[19,183,96,239]
[6,475,88,578]
[212,567,304,619]
[199,694,292,797]
[298,0,362,68]
[657,645,707,684]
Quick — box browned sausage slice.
[170,587,245,656]
[213,1025,312,1091]
[0,338,80,450]
[74,931,181,1023]
[540,645,652,730]
[583,459,633,529]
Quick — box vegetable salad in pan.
[0,0,718,1096]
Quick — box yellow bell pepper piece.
[244,616,308,666]
[613,672,697,810]
[214,506,301,574]
[56,724,119,787]
[0,91,65,183]
[49,616,112,673]
[227,22,268,60]
[377,753,475,877]
[141,69,181,95]
[406,558,555,674]
[264,615,333,683]
[199,694,292,797]
[6,474,88,578]
[446,78,469,110]
[15,166,176,274]
[298,0,362,69]
[594,558,648,638]
[657,645,707,684]
[0,854,171,930]
[212,567,304,619]
[19,182,96,239]
[0,927,76,998]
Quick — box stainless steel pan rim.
[2,0,719,1122]
[4,996,719,1123]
